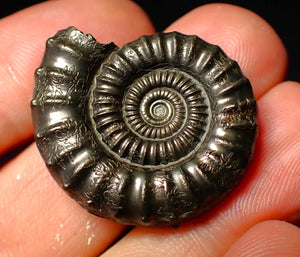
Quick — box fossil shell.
[31,27,257,227]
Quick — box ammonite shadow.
[31,27,257,227]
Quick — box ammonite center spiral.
[92,67,210,166]
[32,27,257,227]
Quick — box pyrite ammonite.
[31,27,258,227]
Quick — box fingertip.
[166,3,288,98]
[1,0,155,45]
[225,220,300,257]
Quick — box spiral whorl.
[92,65,210,166]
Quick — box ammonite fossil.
[31,27,257,227]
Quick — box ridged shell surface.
[31,27,257,226]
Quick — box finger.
[166,3,288,99]
[101,79,300,257]
[0,144,125,257]
[224,220,300,257]
[0,0,155,156]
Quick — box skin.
[0,0,300,256]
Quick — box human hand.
[1,1,300,256]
